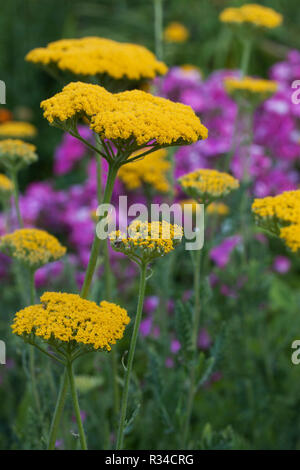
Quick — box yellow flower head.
[164,22,189,43]
[118,149,171,193]
[0,121,37,139]
[0,139,38,171]
[220,4,283,29]
[26,36,167,85]
[279,224,300,253]
[109,220,183,264]
[179,169,239,204]
[224,77,278,104]
[207,201,230,217]
[41,82,207,150]
[11,292,130,351]
[0,228,66,270]
[0,173,13,200]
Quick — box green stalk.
[47,369,69,450]
[67,360,88,450]
[154,0,164,60]
[10,169,23,228]
[240,39,252,78]
[116,262,147,450]
[80,163,119,299]
[183,245,202,448]
[29,269,41,415]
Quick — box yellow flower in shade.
[11,292,130,351]
[0,139,38,171]
[207,202,230,217]
[41,82,208,150]
[224,77,278,104]
[164,22,189,43]
[109,220,183,264]
[0,173,13,200]
[26,37,167,84]
[0,121,37,139]
[0,228,66,270]
[220,4,283,29]
[178,169,239,204]
[118,149,171,193]
[279,224,300,253]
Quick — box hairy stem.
[67,361,88,450]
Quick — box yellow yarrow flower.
[0,121,37,139]
[118,149,171,193]
[0,139,38,171]
[11,292,130,351]
[109,220,183,264]
[224,77,278,104]
[179,169,239,204]
[0,173,13,200]
[220,4,283,29]
[0,228,66,270]
[26,36,167,83]
[164,22,189,43]
[207,202,230,217]
[41,82,208,148]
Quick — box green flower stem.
[154,0,164,61]
[10,169,23,228]
[80,163,119,299]
[116,262,147,450]
[240,38,252,78]
[29,269,41,415]
[47,368,69,449]
[67,360,88,450]
[183,245,203,448]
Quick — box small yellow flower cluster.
[118,149,171,193]
[207,202,230,217]
[0,228,66,269]
[220,4,283,29]
[41,82,208,147]
[0,121,37,139]
[109,220,183,263]
[164,22,189,43]
[26,37,167,81]
[225,77,277,96]
[0,173,13,200]
[11,292,130,351]
[252,190,300,252]
[179,169,239,204]
[0,139,38,171]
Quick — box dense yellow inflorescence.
[110,220,183,262]
[179,169,239,203]
[207,201,230,216]
[224,77,278,96]
[11,292,130,351]
[0,139,38,170]
[41,82,207,147]
[252,190,300,252]
[26,36,167,81]
[220,4,283,29]
[0,173,13,199]
[0,228,66,269]
[164,22,189,43]
[118,149,171,193]
[0,121,37,139]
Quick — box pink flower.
[273,255,291,274]
[210,235,242,268]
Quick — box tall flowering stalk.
[178,169,239,447]
[109,220,183,449]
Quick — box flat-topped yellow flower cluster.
[118,149,171,193]
[0,173,13,199]
[26,36,167,81]
[41,82,208,147]
[224,77,278,96]
[0,121,37,139]
[0,228,66,269]
[164,22,189,43]
[220,4,283,29]
[179,169,239,203]
[0,139,38,170]
[110,220,183,263]
[252,190,300,252]
[11,292,130,351]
